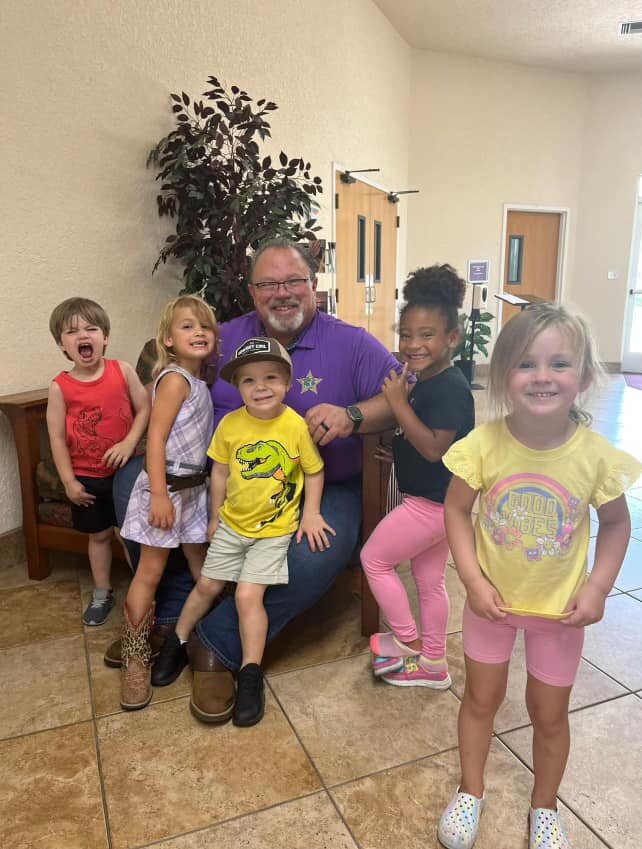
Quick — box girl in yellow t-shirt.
[438,304,641,849]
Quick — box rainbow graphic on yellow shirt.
[481,473,582,563]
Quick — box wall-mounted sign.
[467,260,489,284]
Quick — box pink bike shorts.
[462,602,584,688]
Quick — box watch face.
[347,406,363,429]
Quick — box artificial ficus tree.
[148,76,323,321]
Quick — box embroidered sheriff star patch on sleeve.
[297,370,323,394]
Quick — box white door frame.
[497,204,570,327]
[621,178,642,372]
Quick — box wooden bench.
[0,389,390,636]
[0,390,126,574]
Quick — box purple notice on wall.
[467,260,489,284]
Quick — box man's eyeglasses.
[251,278,310,294]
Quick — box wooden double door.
[334,174,397,350]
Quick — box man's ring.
[321,422,330,432]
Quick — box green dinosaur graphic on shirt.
[236,440,299,525]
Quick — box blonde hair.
[488,303,604,425]
[154,295,218,376]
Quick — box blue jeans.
[113,459,362,655]
[196,478,362,670]
[113,456,195,623]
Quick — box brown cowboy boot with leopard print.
[120,603,154,711]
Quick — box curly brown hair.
[400,264,466,332]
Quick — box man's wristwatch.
[346,405,364,434]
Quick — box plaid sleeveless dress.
[121,366,213,547]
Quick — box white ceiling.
[373,0,642,73]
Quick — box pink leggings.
[360,495,449,659]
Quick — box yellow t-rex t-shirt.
[443,420,641,618]
[208,406,324,538]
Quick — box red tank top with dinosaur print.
[54,359,134,478]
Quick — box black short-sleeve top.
[392,366,475,503]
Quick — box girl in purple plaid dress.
[119,296,217,710]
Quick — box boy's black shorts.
[70,475,117,534]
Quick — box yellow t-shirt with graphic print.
[208,405,324,538]
[443,420,641,619]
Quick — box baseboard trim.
[0,528,25,570]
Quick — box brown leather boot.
[104,623,173,668]
[120,604,154,711]
[188,632,235,724]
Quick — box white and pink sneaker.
[382,655,451,689]
[370,631,418,678]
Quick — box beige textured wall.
[572,71,642,361]
[406,50,588,323]
[3,3,639,538]
[406,52,642,364]
[0,0,411,534]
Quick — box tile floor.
[1,376,641,849]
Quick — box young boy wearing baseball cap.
[152,337,335,726]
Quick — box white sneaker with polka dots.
[437,786,485,849]
[529,807,570,849]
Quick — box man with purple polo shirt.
[184,238,405,722]
[211,292,391,483]
[110,237,404,723]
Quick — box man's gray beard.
[265,307,305,335]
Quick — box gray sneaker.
[83,589,115,626]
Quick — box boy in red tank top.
[47,298,150,625]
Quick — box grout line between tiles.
[265,626,463,682]
[490,688,635,738]
[579,654,638,695]
[265,677,364,849]
[0,715,95,746]
[92,686,195,721]
[0,574,86,652]
[265,646,371,679]
[0,631,85,652]
[494,736,614,849]
[81,593,114,849]
[323,789,363,849]
[324,742,461,794]
[128,789,334,849]
[571,686,630,717]
[0,575,81,591]
[319,793,364,848]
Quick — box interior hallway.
[1,376,641,849]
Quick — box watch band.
[346,405,364,434]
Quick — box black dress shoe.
[151,632,188,687]
[232,663,265,727]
